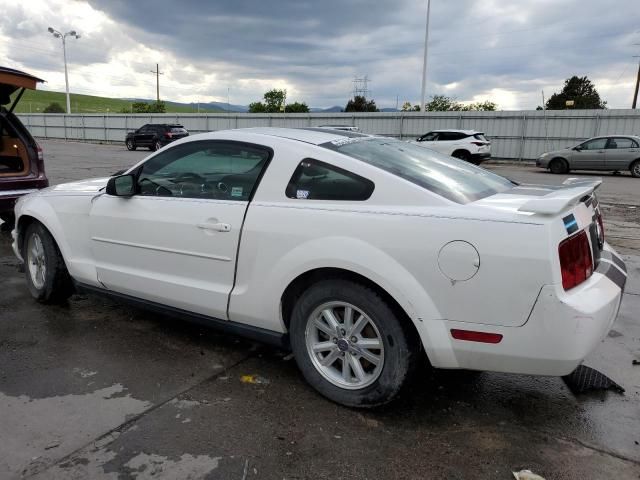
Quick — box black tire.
[452,150,471,163]
[150,139,162,151]
[22,222,74,304]
[630,160,640,178]
[549,158,569,174]
[125,139,136,151]
[290,279,418,408]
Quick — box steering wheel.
[174,172,207,184]
[139,177,172,196]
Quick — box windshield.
[322,138,513,204]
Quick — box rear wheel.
[125,139,136,151]
[23,222,74,304]
[630,160,640,178]
[452,150,471,163]
[290,279,418,407]
[549,158,569,174]
[150,139,162,151]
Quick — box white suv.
[413,129,491,165]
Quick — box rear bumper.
[0,185,45,213]
[428,243,626,376]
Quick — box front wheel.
[290,279,418,407]
[23,222,74,304]
[549,158,569,174]
[630,160,640,178]
[125,139,136,151]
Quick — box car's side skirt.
[74,282,290,349]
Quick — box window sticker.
[231,186,243,197]
[296,189,310,199]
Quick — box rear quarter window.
[286,158,374,201]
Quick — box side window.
[581,138,607,150]
[286,158,374,201]
[436,132,453,141]
[136,141,271,200]
[420,132,438,141]
[608,137,636,149]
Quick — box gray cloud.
[2,0,639,108]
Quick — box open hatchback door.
[0,66,48,226]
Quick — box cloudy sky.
[1,0,638,110]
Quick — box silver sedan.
[536,135,640,177]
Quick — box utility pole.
[632,56,640,109]
[420,0,431,111]
[149,64,164,102]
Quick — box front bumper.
[436,243,626,376]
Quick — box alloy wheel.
[305,301,384,390]
[27,233,46,290]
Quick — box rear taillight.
[36,143,45,175]
[164,132,173,138]
[559,230,593,290]
[471,141,488,146]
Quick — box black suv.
[125,124,189,151]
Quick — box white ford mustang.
[12,128,627,407]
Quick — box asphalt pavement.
[0,140,639,479]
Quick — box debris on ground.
[240,374,270,385]
[562,365,625,394]
[44,442,60,450]
[513,469,546,480]
[632,359,640,366]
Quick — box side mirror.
[106,174,136,197]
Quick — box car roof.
[240,127,372,145]
[428,129,483,135]
[0,66,45,105]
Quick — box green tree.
[401,101,421,111]
[425,95,462,111]
[147,101,166,113]
[43,102,65,113]
[285,101,310,113]
[545,76,606,110]
[263,89,287,112]
[248,102,266,113]
[345,95,378,112]
[131,102,149,113]
[461,100,497,111]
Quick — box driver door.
[572,138,607,170]
[89,140,272,320]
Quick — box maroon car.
[0,67,48,228]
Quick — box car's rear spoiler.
[518,178,602,215]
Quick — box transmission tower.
[352,75,370,99]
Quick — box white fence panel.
[17,110,640,160]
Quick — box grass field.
[11,89,224,114]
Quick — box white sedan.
[12,128,627,407]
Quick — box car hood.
[41,177,110,195]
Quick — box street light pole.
[419,0,431,111]
[48,27,80,114]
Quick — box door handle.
[197,222,231,232]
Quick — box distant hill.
[12,89,396,114]
[12,90,225,114]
